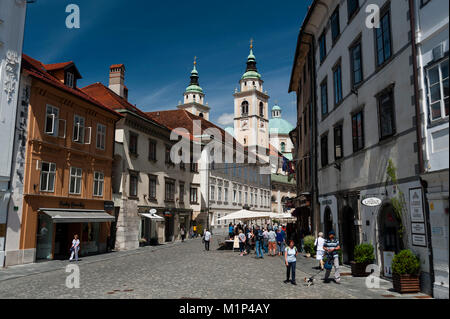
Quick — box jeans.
[286,261,296,282]
[263,239,268,254]
[239,242,245,253]
[69,246,79,261]
[204,240,210,251]
[255,240,264,258]
[324,256,340,281]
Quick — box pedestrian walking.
[268,227,277,256]
[284,240,298,285]
[262,228,269,254]
[246,229,253,254]
[238,230,246,256]
[255,226,264,259]
[203,229,211,251]
[180,226,186,242]
[314,232,325,270]
[228,223,234,240]
[69,234,80,262]
[276,228,285,256]
[323,231,341,284]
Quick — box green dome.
[185,84,203,94]
[248,49,256,61]
[269,118,295,135]
[241,70,261,80]
[272,105,281,111]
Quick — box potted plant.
[351,244,375,277]
[303,235,315,258]
[391,249,421,293]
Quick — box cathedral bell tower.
[233,40,270,153]
[177,57,210,120]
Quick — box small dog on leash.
[304,277,315,287]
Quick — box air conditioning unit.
[432,44,444,62]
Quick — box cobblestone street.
[0,238,431,299]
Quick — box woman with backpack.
[284,240,298,285]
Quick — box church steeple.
[179,57,210,120]
[241,39,261,81]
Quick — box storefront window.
[36,214,54,260]
[81,223,100,255]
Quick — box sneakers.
[283,280,290,284]
[291,281,297,285]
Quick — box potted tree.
[303,235,315,258]
[351,243,375,277]
[391,250,421,293]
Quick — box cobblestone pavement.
[0,238,431,299]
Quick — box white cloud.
[216,113,235,126]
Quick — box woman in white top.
[314,232,325,270]
[69,234,80,262]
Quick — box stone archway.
[377,203,402,277]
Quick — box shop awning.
[141,213,165,221]
[39,208,115,223]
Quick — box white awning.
[39,208,115,223]
[141,213,164,221]
[217,209,271,221]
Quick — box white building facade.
[0,0,27,267]
[413,0,449,299]
[302,0,435,294]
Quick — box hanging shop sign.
[409,188,425,222]
[361,197,382,207]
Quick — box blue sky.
[23,0,312,127]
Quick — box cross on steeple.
[194,56,197,66]
[250,38,254,49]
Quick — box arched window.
[199,113,204,118]
[241,101,249,116]
[280,142,286,153]
[259,102,264,117]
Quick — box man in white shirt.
[203,229,212,251]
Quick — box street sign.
[362,197,382,207]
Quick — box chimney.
[109,64,125,98]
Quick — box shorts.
[316,250,324,260]
[268,242,277,250]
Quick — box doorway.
[341,206,356,263]
[54,223,70,260]
[324,206,333,236]
[378,203,402,277]
[165,214,174,242]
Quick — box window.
[65,72,74,88]
[321,135,329,168]
[73,115,85,143]
[333,63,343,105]
[233,189,237,202]
[149,175,157,200]
[210,185,215,201]
[259,102,264,117]
[241,101,249,116]
[93,171,104,197]
[179,183,185,203]
[330,7,340,44]
[165,145,172,165]
[280,142,286,153]
[238,191,242,204]
[129,172,138,198]
[334,125,343,160]
[427,59,449,120]
[129,132,138,155]
[250,193,253,206]
[45,105,59,136]
[165,179,175,202]
[148,139,157,161]
[190,186,198,203]
[319,32,327,63]
[321,80,328,116]
[347,0,359,20]
[69,167,82,195]
[378,89,396,139]
[350,41,363,87]
[224,188,229,202]
[352,111,364,152]
[217,186,222,202]
[40,162,56,192]
[190,159,198,173]
[96,124,106,150]
[375,9,392,66]
[245,192,248,205]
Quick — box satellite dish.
[149,209,157,214]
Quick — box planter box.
[393,273,420,294]
[351,261,372,277]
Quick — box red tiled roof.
[44,61,74,71]
[110,64,124,69]
[82,82,154,121]
[21,54,121,119]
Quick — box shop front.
[138,207,165,246]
